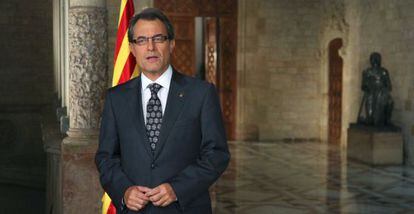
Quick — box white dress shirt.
[141,65,172,123]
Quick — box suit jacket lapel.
[155,70,187,159]
[124,76,152,157]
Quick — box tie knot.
[149,83,162,95]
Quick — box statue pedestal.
[347,124,403,165]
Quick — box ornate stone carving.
[68,7,107,130]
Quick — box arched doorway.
[154,0,237,140]
[328,38,343,144]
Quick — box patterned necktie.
[146,83,163,153]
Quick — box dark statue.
[357,52,394,126]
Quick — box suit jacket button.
[151,163,155,169]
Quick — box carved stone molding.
[68,7,107,131]
[322,0,348,33]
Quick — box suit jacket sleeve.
[169,83,230,207]
[95,91,134,209]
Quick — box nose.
[146,39,155,51]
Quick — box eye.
[153,35,164,43]
[136,38,147,45]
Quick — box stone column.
[62,0,107,213]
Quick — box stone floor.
[213,141,414,214]
[2,141,414,213]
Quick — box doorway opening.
[328,38,343,145]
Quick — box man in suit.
[95,8,230,214]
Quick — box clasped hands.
[124,183,177,211]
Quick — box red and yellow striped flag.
[112,0,139,87]
[102,0,138,214]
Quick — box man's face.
[129,19,175,76]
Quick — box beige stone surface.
[237,0,323,141]
[61,137,101,214]
[70,0,106,7]
[348,126,403,165]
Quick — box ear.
[129,43,137,57]
[169,39,175,54]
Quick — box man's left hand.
[146,183,177,207]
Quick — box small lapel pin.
[178,92,184,98]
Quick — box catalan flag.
[112,0,139,87]
[102,0,137,213]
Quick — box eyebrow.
[136,33,164,39]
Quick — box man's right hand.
[124,186,152,211]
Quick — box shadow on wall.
[0,119,16,151]
[0,111,46,214]
[0,109,46,186]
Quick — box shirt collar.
[141,65,173,91]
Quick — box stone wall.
[0,0,53,105]
[237,0,324,141]
[345,0,414,164]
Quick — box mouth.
[146,55,159,62]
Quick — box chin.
[143,65,161,72]
[146,69,163,74]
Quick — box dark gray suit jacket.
[95,70,230,214]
